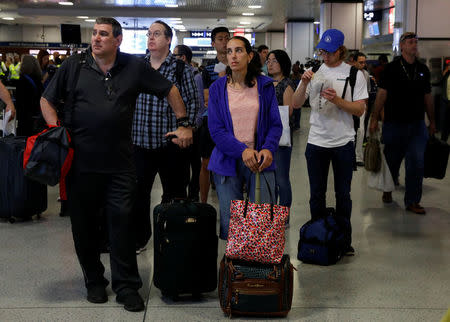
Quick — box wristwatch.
[176,117,191,128]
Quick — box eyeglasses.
[146,31,163,38]
[173,53,183,57]
[266,59,278,65]
[318,49,336,56]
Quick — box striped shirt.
[132,52,199,149]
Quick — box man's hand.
[6,103,16,122]
[301,69,314,85]
[321,87,337,103]
[368,117,378,135]
[257,149,273,172]
[428,121,436,136]
[165,127,193,148]
[242,148,259,173]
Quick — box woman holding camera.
[292,29,368,254]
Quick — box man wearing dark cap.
[293,28,368,255]
[369,32,436,214]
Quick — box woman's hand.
[242,148,259,173]
[257,149,273,172]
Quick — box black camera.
[47,65,58,76]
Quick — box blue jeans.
[382,121,429,207]
[274,146,292,207]
[213,159,276,240]
[305,141,354,243]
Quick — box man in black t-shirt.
[41,17,191,312]
[199,26,230,203]
[369,32,436,215]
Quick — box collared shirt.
[132,52,199,149]
[378,56,431,123]
[43,48,172,173]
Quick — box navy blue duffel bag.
[297,208,348,266]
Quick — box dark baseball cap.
[400,32,417,42]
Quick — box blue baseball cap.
[316,29,345,53]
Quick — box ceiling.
[0,0,322,32]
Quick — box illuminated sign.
[190,31,212,38]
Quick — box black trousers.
[133,143,190,247]
[68,171,142,294]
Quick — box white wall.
[417,0,450,38]
[0,25,22,42]
[0,24,92,43]
[265,32,284,51]
[285,22,314,64]
[320,2,364,50]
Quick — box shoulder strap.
[63,51,86,129]
[175,59,185,95]
[341,66,358,101]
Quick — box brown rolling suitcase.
[218,255,294,318]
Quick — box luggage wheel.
[8,217,16,224]
[36,213,41,220]
[161,291,180,302]
[192,293,202,300]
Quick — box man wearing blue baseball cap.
[293,28,368,256]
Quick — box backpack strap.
[175,59,185,95]
[63,51,86,129]
[342,66,358,101]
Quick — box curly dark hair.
[225,36,259,88]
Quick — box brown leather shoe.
[382,192,392,203]
[406,204,426,215]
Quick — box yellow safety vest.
[0,62,6,76]
[9,62,20,80]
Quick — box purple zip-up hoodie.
[207,75,282,176]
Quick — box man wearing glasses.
[293,28,368,256]
[132,20,199,254]
[41,17,191,312]
[369,32,435,214]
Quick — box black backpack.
[341,66,359,130]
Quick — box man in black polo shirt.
[369,32,436,215]
[40,17,192,312]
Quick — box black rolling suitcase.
[424,136,450,179]
[153,200,218,297]
[0,136,47,223]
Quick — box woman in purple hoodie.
[207,36,283,240]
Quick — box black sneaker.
[116,289,145,312]
[344,246,355,256]
[87,285,108,304]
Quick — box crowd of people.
[0,16,447,313]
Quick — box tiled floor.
[1,108,449,321]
